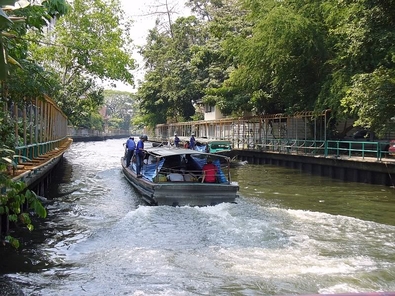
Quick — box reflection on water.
[2,139,395,295]
[234,164,395,226]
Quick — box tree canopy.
[136,0,395,137]
[1,0,136,129]
[27,0,135,127]
[2,0,395,136]
[103,90,139,132]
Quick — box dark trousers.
[136,153,143,175]
[126,149,134,167]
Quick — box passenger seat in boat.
[183,174,194,182]
[167,173,184,182]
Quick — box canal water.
[2,139,395,295]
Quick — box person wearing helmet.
[125,136,136,167]
[189,133,196,150]
[136,135,148,177]
[174,133,180,147]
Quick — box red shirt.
[202,163,217,183]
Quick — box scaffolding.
[154,110,330,154]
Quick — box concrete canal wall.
[71,134,129,142]
[232,149,395,187]
[68,126,129,142]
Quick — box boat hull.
[121,158,238,206]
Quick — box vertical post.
[35,97,39,157]
[29,100,33,158]
[23,99,27,146]
[40,98,45,154]
[14,103,18,147]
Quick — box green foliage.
[103,90,137,131]
[137,0,395,136]
[0,0,20,80]
[0,146,46,249]
[223,1,327,114]
[341,67,395,137]
[5,235,19,248]
[88,112,104,131]
[138,16,206,125]
[316,0,395,133]
[0,108,16,148]
[0,0,69,81]
[131,112,154,131]
[6,59,62,103]
[28,0,135,127]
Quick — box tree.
[137,0,395,136]
[341,67,395,137]
[320,0,395,135]
[103,90,137,131]
[29,0,136,126]
[1,0,69,83]
[1,0,70,151]
[190,0,251,116]
[0,0,24,81]
[138,16,204,127]
[220,0,327,115]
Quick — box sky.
[111,0,190,92]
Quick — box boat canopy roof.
[145,146,229,159]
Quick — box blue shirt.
[136,139,144,155]
[174,136,180,146]
[126,138,136,150]
[190,136,195,149]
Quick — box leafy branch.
[0,146,47,249]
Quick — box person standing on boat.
[201,157,217,183]
[189,133,196,150]
[136,135,148,177]
[174,133,180,147]
[125,136,136,167]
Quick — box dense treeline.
[2,0,395,138]
[137,0,395,137]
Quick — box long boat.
[121,145,239,206]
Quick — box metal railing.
[249,139,389,160]
[253,139,389,160]
[15,137,70,161]
[325,140,389,160]
[254,139,326,155]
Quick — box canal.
[1,139,395,295]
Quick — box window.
[205,104,213,113]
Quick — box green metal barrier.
[254,138,389,161]
[15,137,69,163]
[325,140,387,160]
